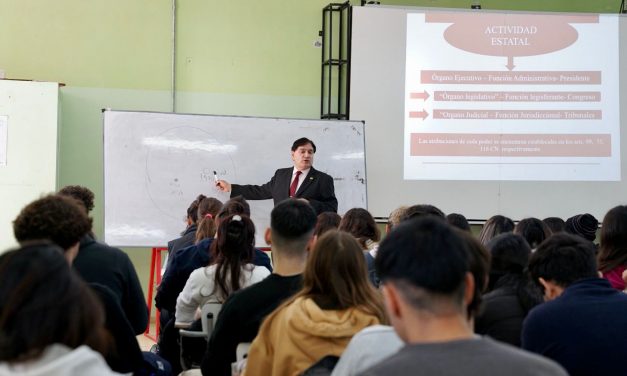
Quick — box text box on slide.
[404,11,619,182]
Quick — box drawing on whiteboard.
[144,126,235,219]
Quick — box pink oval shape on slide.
[442,14,579,57]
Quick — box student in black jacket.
[59,185,148,334]
[201,199,317,376]
[475,233,542,346]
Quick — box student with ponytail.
[156,197,223,318]
[175,214,271,323]
[157,197,271,373]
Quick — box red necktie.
[289,171,302,197]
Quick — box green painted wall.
[0,0,620,300]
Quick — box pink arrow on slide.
[410,90,431,101]
[409,110,429,120]
[506,56,516,71]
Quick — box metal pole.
[171,0,177,113]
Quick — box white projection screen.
[351,6,627,221]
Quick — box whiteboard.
[103,110,366,247]
[0,80,59,252]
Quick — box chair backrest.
[200,302,222,336]
[236,342,251,362]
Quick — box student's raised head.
[313,211,341,239]
[447,213,471,232]
[375,217,471,339]
[400,204,445,222]
[386,206,409,233]
[58,185,95,213]
[0,242,109,363]
[598,205,627,273]
[267,199,317,258]
[297,230,386,321]
[514,217,552,249]
[13,194,92,263]
[210,214,256,300]
[218,195,251,220]
[543,217,566,234]
[478,215,514,245]
[528,233,598,301]
[339,207,380,250]
[195,197,223,242]
[564,213,598,243]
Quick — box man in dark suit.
[216,137,338,214]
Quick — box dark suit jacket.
[230,167,338,214]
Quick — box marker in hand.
[214,171,231,192]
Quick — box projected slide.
[404,12,619,181]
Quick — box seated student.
[597,205,627,290]
[385,206,408,234]
[358,217,566,376]
[522,233,627,376]
[0,243,118,376]
[156,196,271,319]
[478,214,515,245]
[313,211,341,242]
[12,195,152,374]
[447,212,471,232]
[156,196,223,328]
[59,185,148,335]
[399,204,445,222]
[339,208,381,255]
[201,199,317,376]
[166,195,214,268]
[175,214,271,323]
[244,231,386,376]
[475,233,542,346]
[542,217,565,234]
[339,208,381,286]
[514,217,552,250]
[331,227,490,376]
[564,213,598,245]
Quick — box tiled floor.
[137,320,158,351]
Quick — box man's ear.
[538,277,564,301]
[65,242,80,265]
[264,228,272,246]
[382,283,402,320]
[463,272,475,307]
[306,234,316,252]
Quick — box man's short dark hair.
[13,194,92,250]
[400,204,445,222]
[376,217,469,311]
[58,185,95,213]
[271,199,317,256]
[291,137,316,153]
[529,233,598,290]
